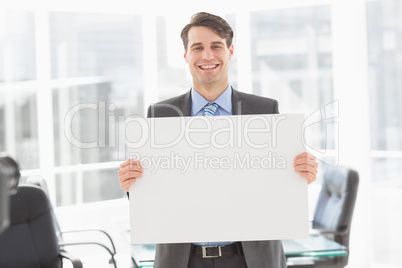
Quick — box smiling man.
[118,12,318,268]
[184,24,234,101]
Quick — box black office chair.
[311,166,359,268]
[22,175,118,268]
[0,185,82,268]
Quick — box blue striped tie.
[203,103,219,116]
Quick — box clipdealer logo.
[63,101,339,169]
[302,100,339,167]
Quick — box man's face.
[184,26,234,89]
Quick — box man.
[118,12,318,268]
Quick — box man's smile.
[198,64,219,70]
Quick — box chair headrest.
[323,167,359,197]
[22,175,49,196]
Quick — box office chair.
[0,185,83,268]
[286,166,359,268]
[22,175,118,268]
[0,155,20,236]
[311,166,359,268]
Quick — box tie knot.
[203,103,218,116]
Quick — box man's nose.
[202,48,214,60]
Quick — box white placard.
[127,114,308,244]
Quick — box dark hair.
[181,12,234,51]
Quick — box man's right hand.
[118,159,144,192]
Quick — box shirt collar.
[191,85,232,116]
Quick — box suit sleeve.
[147,105,152,118]
[273,99,279,114]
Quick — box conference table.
[130,234,347,268]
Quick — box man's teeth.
[200,65,218,69]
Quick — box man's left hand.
[294,152,318,185]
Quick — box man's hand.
[294,152,318,185]
[118,159,144,192]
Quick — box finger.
[119,159,132,168]
[118,170,143,184]
[121,178,137,192]
[117,164,144,176]
[120,159,142,170]
[294,157,318,168]
[120,159,142,169]
[119,170,143,182]
[294,152,315,161]
[299,171,316,185]
[294,164,318,175]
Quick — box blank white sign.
[127,114,309,244]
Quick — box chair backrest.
[0,185,62,268]
[23,175,51,195]
[312,167,359,248]
[22,175,64,240]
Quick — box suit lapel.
[232,88,246,115]
[178,90,192,116]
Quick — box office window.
[0,10,36,82]
[0,10,145,206]
[0,10,38,169]
[250,6,333,110]
[0,88,39,170]
[367,0,402,266]
[156,16,190,101]
[11,89,39,170]
[48,12,144,205]
[250,6,336,168]
[49,12,143,166]
[56,168,123,206]
[53,83,126,167]
[367,0,402,186]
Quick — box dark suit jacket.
[146,88,287,268]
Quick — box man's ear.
[229,44,234,60]
[184,49,188,63]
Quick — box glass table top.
[282,234,348,257]
[130,234,347,267]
